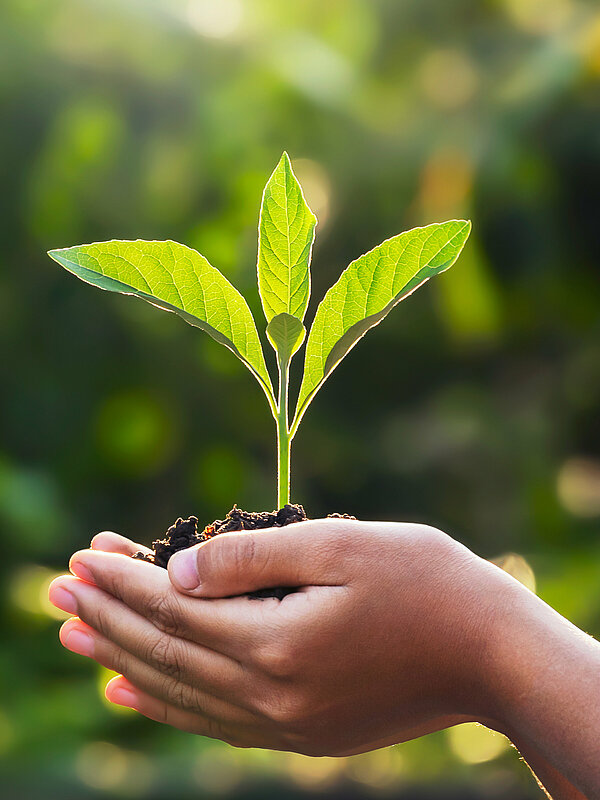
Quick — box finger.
[49,575,252,705]
[167,518,357,597]
[59,617,256,729]
[106,675,215,734]
[105,676,259,747]
[91,531,152,557]
[65,550,270,660]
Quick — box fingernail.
[70,558,94,583]
[169,550,200,591]
[63,628,94,657]
[48,585,78,615]
[109,687,138,708]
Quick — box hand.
[48,520,516,756]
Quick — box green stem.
[276,359,290,508]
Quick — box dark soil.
[133,504,355,599]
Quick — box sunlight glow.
[186,0,243,39]
[503,0,573,34]
[448,723,510,765]
[270,33,353,103]
[579,15,600,75]
[9,565,70,620]
[98,667,136,716]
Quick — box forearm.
[488,581,600,798]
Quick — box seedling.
[49,153,471,512]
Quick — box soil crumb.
[133,504,355,599]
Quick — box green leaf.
[48,239,275,406]
[293,220,472,431]
[266,312,306,367]
[257,152,316,323]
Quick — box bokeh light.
[292,158,332,228]
[502,0,573,34]
[557,457,600,517]
[75,741,155,795]
[346,747,405,790]
[447,724,511,765]
[284,753,347,790]
[9,565,71,621]
[185,0,244,40]
[492,553,537,594]
[192,744,245,794]
[417,49,480,110]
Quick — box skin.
[48,520,600,798]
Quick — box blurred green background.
[1,0,599,797]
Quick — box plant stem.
[276,359,290,508]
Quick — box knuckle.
[101,567,127,602]
[254,641,296,678]
[203,716,228,743]
[147,635,183,680]
[232,534,256,569]
[145,592,182,636]
[227,535,260,581]
[325,527,357,561]
[87,602,113,639]
[200,534,262,586]
[112,646,130,677]
[165,675,198,711]
[263,691,308,727]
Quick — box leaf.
[48,239,275,404]
[293,220,472,430]
[257,152,316,323]
[266,312,306,367]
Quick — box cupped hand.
[48,520,521,755]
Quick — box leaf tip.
[47,247,66,263]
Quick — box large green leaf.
[48,239,275,404]
[293,220,471,431]
[266,312,306,368]
[257,152,316,323]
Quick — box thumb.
[167,520,350,597]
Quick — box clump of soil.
[133,504,355,599]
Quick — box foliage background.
[1,0,599,797]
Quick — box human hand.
[48,520,519,756]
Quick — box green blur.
[0,0,599,797]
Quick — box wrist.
[473,566,585,739]
[452,557,538,734]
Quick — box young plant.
[48,153,471,509]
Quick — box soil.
[133,504,355,599]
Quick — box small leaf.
[48,239,275,404]
[293,220,471,429]
[266,312,306,367]
[257,152,316,323]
